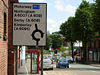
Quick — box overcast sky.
[19,0,94,34]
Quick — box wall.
[8,0,18,75]
[87,37,100,63]
[0,0,8,75]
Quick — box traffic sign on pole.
[13,3,47,46]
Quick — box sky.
[19,0,94,34]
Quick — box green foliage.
[45,35,52,50]
[25,46,28,50]
[60,17,76,42]
[60,17,75,58]
[74,0,96,61]
[26,46,34,50]
[59,0,96,61]
[46,51,50,54]
[75,0,94,42]
[92,0,100,36]
[67,52,72,56]
[43,50,50,54]
[57,49,61,53]
[25,46,30,55]
[62,53,67,56]
[49,49,53,52]
[43,50,46,54]
[60,0,95,42]
[60,20,71,41]
[79,0,90,9]
[60,45,66,52]
[60,0,96,42]
[67,42,71,50]
[49,33,64,49]
[26,52,29,56]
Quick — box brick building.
[0,0,8,75]
[87,37,100,63]
[8,0,18,75]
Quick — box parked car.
[66,56,73,63]
[47,55,53,63]
[43,56,48,59]
[48,55,53,60]
[39,58,53,70]
[56,57,69,68]
[76,54,81,62]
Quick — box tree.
[60,45,66,53]
[93,0,100,36]
[45,35,52,50]
[49,32,64,49]
[60,17,75,59]
[60,0,95,62]
[75,0,94,62]
[60,20,71,41]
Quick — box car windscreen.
[43,59,51,63]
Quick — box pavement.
[18,59,71,75]
[90,64,100,67]
[18,59,41,75]
[18,65,41,75]
[18,59,54,75]
[74,62,100,68]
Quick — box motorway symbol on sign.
[33,5,40,9]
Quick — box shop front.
[88,48,100,63]
[88,37,100,63]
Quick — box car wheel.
[56,66,58,68]
[50,68,53,70]
[56,65,59,68]
[67,66,69,68]
[57,65,60,68]
[59,66,62,68]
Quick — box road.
[43,63,100,75]
[18,59,100,75]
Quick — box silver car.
[39,58,53,70]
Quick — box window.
[3,12,7,41]
[99,40,100,48]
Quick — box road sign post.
[13,3,47,75]
[13,3,47,46]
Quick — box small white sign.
[13,3,47,46]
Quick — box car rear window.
[43,59,51,63]
[59,57,67,62]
